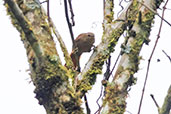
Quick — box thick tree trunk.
[4,0,82,114]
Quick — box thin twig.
[40,0,47,4]
[47,0,50,21]
[109,52,121,78]
[94,85,103,114]
[94,106,103,114]
[64,0,75,46]
[84,94,91,114]
[103,0,105,17]
[150,94,160,109]
[68,0,75,26]
[96,85,103,109]
[162,50,171,62]
[104,56,111,80]
[117,0,124,18]
[126,110,133,114]
[137,1,169,114]
[95,53,120,113]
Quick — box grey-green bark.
[160,85,171,114]
[101,0,163,113]
[4,0,82,114]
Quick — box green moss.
[104,0,114,23]
[103,83,126,114]
[4,3,25,38]
[126,0,139,21]
[128,30,136,37]
[122,10,155,73]
[77,20,128,94]
[107,25,126,53]
[102,3,160,113]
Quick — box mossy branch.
[76,0,142,97]
[5,0,43,61]
[103,0,114,26]
[49,19,75,70]
[4,0,83,113]
[102,0,163,113]
[159,85,171,114]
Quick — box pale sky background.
[0,0,171,114]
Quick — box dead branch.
[68,0,75,26]
[138,0,169,114]
[159,85,171,114]
[150,94,160,109]
[162,50,171,62]
[64,0,75,47]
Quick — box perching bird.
[70,32,95,71]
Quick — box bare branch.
[68,0,75,26]
[104,56,111,80]
[117,0,124,18]
[96,85,104,109]
[162,50,171,62]
[150,94,160,109]
[138,0,169,114]
[159,85,171,114]
[40,0,47,4]
[64,0,75,47]
[109,52,121,78]
[84,95,91,114]
[47,0,50,21]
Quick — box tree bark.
[4,0,82,113]
[160,85,171,114]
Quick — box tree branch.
[138,0,168,113]
[47,0,50,21]
[101,0,163,113]
[64,0,75,47]
[68,0,75,26]
[138,1,171,27]
[76,0,142,98]
[159,85,171,114]
[162,50,171,62]
[103,0,114,31]
[5,0,43,61]
[150,94,160,110]
[4,0,83,113]
[39,2,75,71]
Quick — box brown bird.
[70,32,95,71]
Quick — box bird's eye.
[88,34,91,37]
